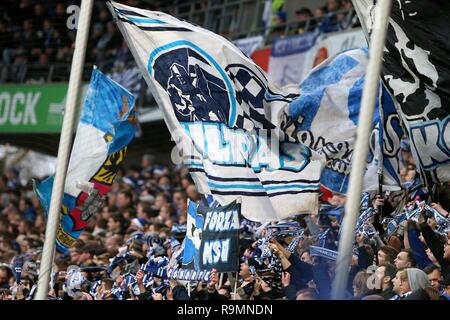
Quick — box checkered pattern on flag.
[109,1,324,222]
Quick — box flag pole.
[233,272,238,300]
[35,0,94,300]
[218,272,224,288]
[187,281,191,297]
[331,0,392,300]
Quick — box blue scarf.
[309,245,338,261]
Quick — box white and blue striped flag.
[109,1,324,222]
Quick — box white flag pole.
[331,0,392,300]
[35,0,94,300]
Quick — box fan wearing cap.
[391,268,431,300]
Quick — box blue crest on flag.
[150,43,234,125]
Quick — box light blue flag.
[182,200,203,270]
[34,68,136,253]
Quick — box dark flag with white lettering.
[353,0,450,185]
[198,200,240,272]
[183,199,240,272]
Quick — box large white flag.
[109,1,324,222]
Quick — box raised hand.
[136,270,144,285]
[281,272,291,287]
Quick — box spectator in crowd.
[441,274,450,300]
[295,7,313,34]
[375,263,397,299]
[378,245,399,266]
[269,10,287,40]
[392,268,430,300]
[394,249,417,270]
[0,265,12,289]
[31,3,48,31]
[424,265,442,292]
[352,270,373,299]
[317,0,345,33]
[339,0,360,29]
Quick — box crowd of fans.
[0,0,360,83]
[0,139,449,300]
[0,0,159,82]
[0,0,448,303]
[269,0,360,40]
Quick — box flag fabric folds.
[282,48,402,194]
[35,68,136,253]
[363,85,404,192]
[282,48,370,194]
[109,1,323,222]
[353,0,450,186]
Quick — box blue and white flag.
[13,257,23,284]
[364,85,404,192]
[360,192,370,211]
[286,233,304,253]
[90,280,102,299]
[319,203,344,217]
[283,48,403,193]
[200,194,220,209]
[110,1,323,222]
[268,31,319,87]
[182,199,203,270]
[283,48,375,193]
[424,205,450,235]
[356,208,375,232]
[35,68,136,253]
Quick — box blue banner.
[34,68,136,253]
